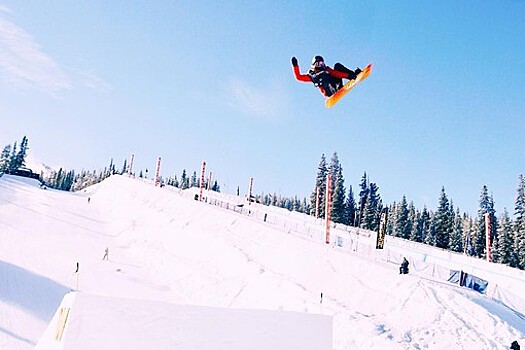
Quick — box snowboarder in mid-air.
[291,55,361,97]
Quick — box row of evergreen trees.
[1,137,222,193]
[1,136,29,173]
[308,152,525,271]
[386,181,525,269]
[163,169,220,192]
[71,159,222,193]
[1,137,78,190]
[3,137,524,270]
[309,152,382,229]
[2,137,303,209]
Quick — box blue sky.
[1,1,523,215]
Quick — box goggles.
[312,60,326,70]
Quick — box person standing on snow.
[291,55,361,97]
[399,257,409,274]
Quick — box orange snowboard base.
[325,63,373,108]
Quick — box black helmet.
[311,55,326,70]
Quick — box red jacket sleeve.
[293,65,312,82]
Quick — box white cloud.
[0,10,71,94]
[0,5,12,14]
[78,70,112,94]
[223,77,288,121]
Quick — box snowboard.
[325,63,373,108]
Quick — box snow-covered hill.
[0,174,523,349]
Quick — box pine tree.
[357,172,369,227]
[310,154,327,218]
[420,207,432,243]
[433,187,455,249]
[434,187,452,249]
[61,170,75,191]
[329,153,346,224]
[462,214,475,256]
[362,182,381,231]
[513,174,525,269]
[8,142,17,171]
[291,196,300,212]
[394,196,410,239]
[302,197,310,215]
[191,171,198,187]
[344,186,357,226]
[11,136,29,170]
[425,212,437,246]
[474,185,497,258]
[0,145,11,172]
[407,201,416,240]
[73,169,97,191]
[410,207,430,243]
[121,159,128,175]
[410,209,423,242]
[169,175,179,188]
[449,208,464,253]
[180,169,189,189]
[107,159,115,176]
[449,199,456,231]
[494,209,513,265]
[56,168,65,188]
[386,202,396,236]
[272,192,278,206]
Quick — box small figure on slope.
[399,257,409,275]
[291,55,361,97]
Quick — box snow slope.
[0,174,524,349]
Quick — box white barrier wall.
[35,292,333,350]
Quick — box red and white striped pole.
[199,161,206,201]
[154,157,161,186]
[128,154,134,176]
[325,175,332,244]
[484,213,492,262]
[248,177,254,204]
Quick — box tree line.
[309,152,525,271]
[3,137,524,270]
[1,137,221,193]
[1,136,29,173]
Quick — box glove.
[291,57,298,67]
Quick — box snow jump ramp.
[35,292,332,350]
